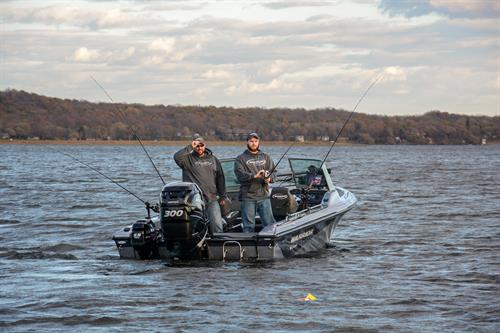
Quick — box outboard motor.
[130,219,158,259]
[159,182,208,257]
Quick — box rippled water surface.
[0,144,499,332]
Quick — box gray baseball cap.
[193,133,205,143]
[246,132,260,140]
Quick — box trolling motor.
[130,219,158,259]
[128,202,161,259]
[159,181,209,258]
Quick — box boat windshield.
[220,159,240,191]
[288,158,334,191]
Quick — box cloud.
[383,66,407,81]
[201,69,232,80]
[147,37,187,63]
[146,35,206,63]
[225,78,302,95]
[261,1,333,10]
[0,3,156,30]
[70,47,101,62]
[149,38,176,53]
[378,0,436,18]
[430,0,500,17]
[0,0,498,115]
[379,0,500,19]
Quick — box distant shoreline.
[1,139,498,146]
[0,139,346,146]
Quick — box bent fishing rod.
[52,148,158,216]
[318,73,384,171]
[53,148,144,204]
[90,75,165,185]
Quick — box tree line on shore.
[1,89,498,144]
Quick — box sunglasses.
[195,144,205,148]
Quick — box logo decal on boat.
[164,209,184,218]
[290,229,314,243]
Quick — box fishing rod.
[267,74,383,179]
[90,75,165,185]
[318,73,383,171]
[53,148,147,205]
[53,147,159,217]
[266,142,296,177]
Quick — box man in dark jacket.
[234,132,276,232]
[174,134,227,233]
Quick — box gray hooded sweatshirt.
[234,149,275,200]
[174,145,226,202]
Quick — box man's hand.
[191,140,201,148]
[254,170,265,178]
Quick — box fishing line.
[51,147,147,205]
[267,74,383,177]
[319,73,384,170]
[267,142,296,176]
[90,75,166,185]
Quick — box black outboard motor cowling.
[160,182,208,257]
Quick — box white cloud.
[0,0,498,115]
[201,69,232,80]
[148,38,185,62]
[225,78,302,95]
[0,3,156,30]
[269,60,293,75]
[119,47,136,60]
[70,47,100,62]
[96,9,134,28]
[149,38,176,53]
[383,66,407,81]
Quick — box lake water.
[0,144,499,332]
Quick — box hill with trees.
[1,89,498,144]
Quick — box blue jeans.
[240,198,276,233]
[207,200,224,233]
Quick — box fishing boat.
[112,157,356,261]
[88,75,380,262]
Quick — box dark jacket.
[234,149,275,200]
[173,145,226,202]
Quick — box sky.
[1,0,499,116]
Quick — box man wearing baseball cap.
[174,133,227,233]
[234,132,276,232]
